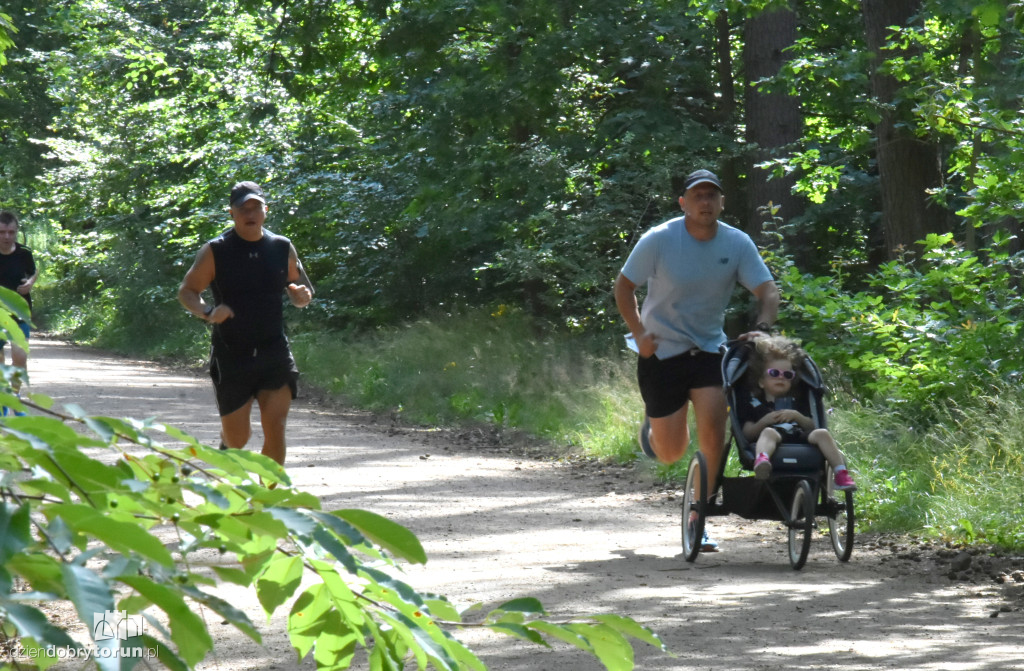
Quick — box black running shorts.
[637,349,723,418]
[210,343,299,417]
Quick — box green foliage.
[4,0,1024,564]
[8,0,320,347]
[291,307,639,456]
[0,12,15,67]
[0,288,30,354]
[775,233,1024,414]
[0,393,667,670]
[829,394,1024,548]
[11,0,747,336]
[288,303,1024,551]
[11,0,1024,344]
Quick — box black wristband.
[202,305,214,318]
[755,321,772,332]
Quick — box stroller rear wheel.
[825,465,855,561]
[681,451,708,562]
[787,479,815,570]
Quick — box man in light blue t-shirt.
[614,169,779,551]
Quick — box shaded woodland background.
[3,6,1024,667]
[1,0,1023,411]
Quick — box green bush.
[777,233,1024,415]
[0,390,668,670]
[829,392,1024,548]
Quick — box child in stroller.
[680,335,856,567]
[737,335,856,491]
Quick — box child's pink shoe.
[834,469,857,491]
[753,452,772,480]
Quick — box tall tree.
[862,0,951,258]
[0,3,60,211]
[911,2,1024,253]
[356,0,733,326]
[712,8,742,203]
[742,3,804,238]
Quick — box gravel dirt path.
[26,336,1024,671]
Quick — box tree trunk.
[862,0,951,258]
[742,5,804,239]
[713,10,743,212]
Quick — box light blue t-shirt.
[621,216,773,358]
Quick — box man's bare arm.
[286,243,313,308]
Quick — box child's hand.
[771,410,802,423]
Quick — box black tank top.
[0,244,36,312]
[209,228,291,353]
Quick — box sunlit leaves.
[0,11,16,66]
[255,555,304,614]
[1,389,667,669]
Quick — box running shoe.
[753,452,772,480]
[700,528,719,552]
[637,415,657,460]
[834,469,857,491]
[686,518,719,552]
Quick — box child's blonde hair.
[749,334,807,389]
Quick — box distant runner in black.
[178,181,313,466]
[0,210,38,394]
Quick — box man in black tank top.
[0,210,37,396]
[177,181,314,467]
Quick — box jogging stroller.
[680,340,855,569]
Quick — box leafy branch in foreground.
[0,392,668,670]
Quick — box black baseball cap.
[683,169,723,192]
[229,181,266,207]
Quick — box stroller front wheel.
[681,451,708,562]
[825,465,855,561]
[788,479,815,570]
